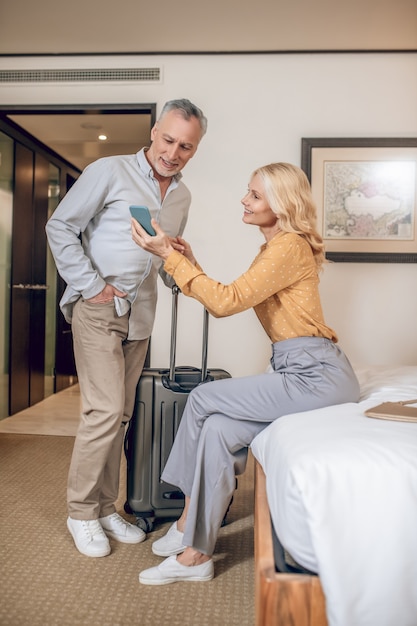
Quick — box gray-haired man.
[46,99,207,557]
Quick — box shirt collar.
[136,148,183,183]
[260,230,285,251]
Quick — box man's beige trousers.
[67,298,149,519]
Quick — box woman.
[131,162,360,585]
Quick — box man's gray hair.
[159,99,208,137]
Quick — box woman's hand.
[132,218,197,265]
[131,218,174,260]
[170,236,197,265]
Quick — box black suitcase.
[124,285,231,531]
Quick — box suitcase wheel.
[135,516,155,533]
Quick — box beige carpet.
[0,430,255,626]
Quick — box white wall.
[1,53,416,374]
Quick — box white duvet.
[251,364,417,626]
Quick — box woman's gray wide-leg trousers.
[161,336,359,555]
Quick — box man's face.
[146,110,203,180]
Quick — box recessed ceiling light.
[98,134,108,141]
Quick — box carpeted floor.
[0,432,255,626]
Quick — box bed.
[251,364,417,626]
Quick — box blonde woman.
[131,162,359,584]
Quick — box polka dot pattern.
[165,233,337,343]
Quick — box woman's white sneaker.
[139,555,214,585]
[67,517,111,557]
[152,521,186,556]
[98,512,146,544]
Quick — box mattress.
[251,364,417,626]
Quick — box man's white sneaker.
[67,517,111,557]
[139,555,214,585]
[99,512,146,544]
[152,521,186,556]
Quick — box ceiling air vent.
[0,67,161,83]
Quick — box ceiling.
[5,110,153,171]
[0,0,416,55]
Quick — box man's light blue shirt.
[46,148,191,339]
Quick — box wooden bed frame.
[254,460,328,626]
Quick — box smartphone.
[129,205,156,236]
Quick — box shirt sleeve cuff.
[164,250,186,274]
[164,250,203,287]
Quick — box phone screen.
[129,205,156,236]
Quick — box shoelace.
[107,514,129,529]
[82,519,105,538]
[103,513,129,531]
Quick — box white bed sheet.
[251,364,417,626]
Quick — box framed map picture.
[301,138,417,262]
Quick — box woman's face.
[241,173,278,230]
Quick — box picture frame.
[301,138,417,262]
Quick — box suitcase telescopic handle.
[169,284,209,383]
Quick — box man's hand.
[87,284,127,303]
[131,218,174,260]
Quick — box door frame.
[0,115,81,414]
[0,103,155,413]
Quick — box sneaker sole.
[67,520,111,558]
[103,529,146,544]
[139,573,213,585]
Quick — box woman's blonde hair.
[253,162,326,270]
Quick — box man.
[46,98,207,557]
